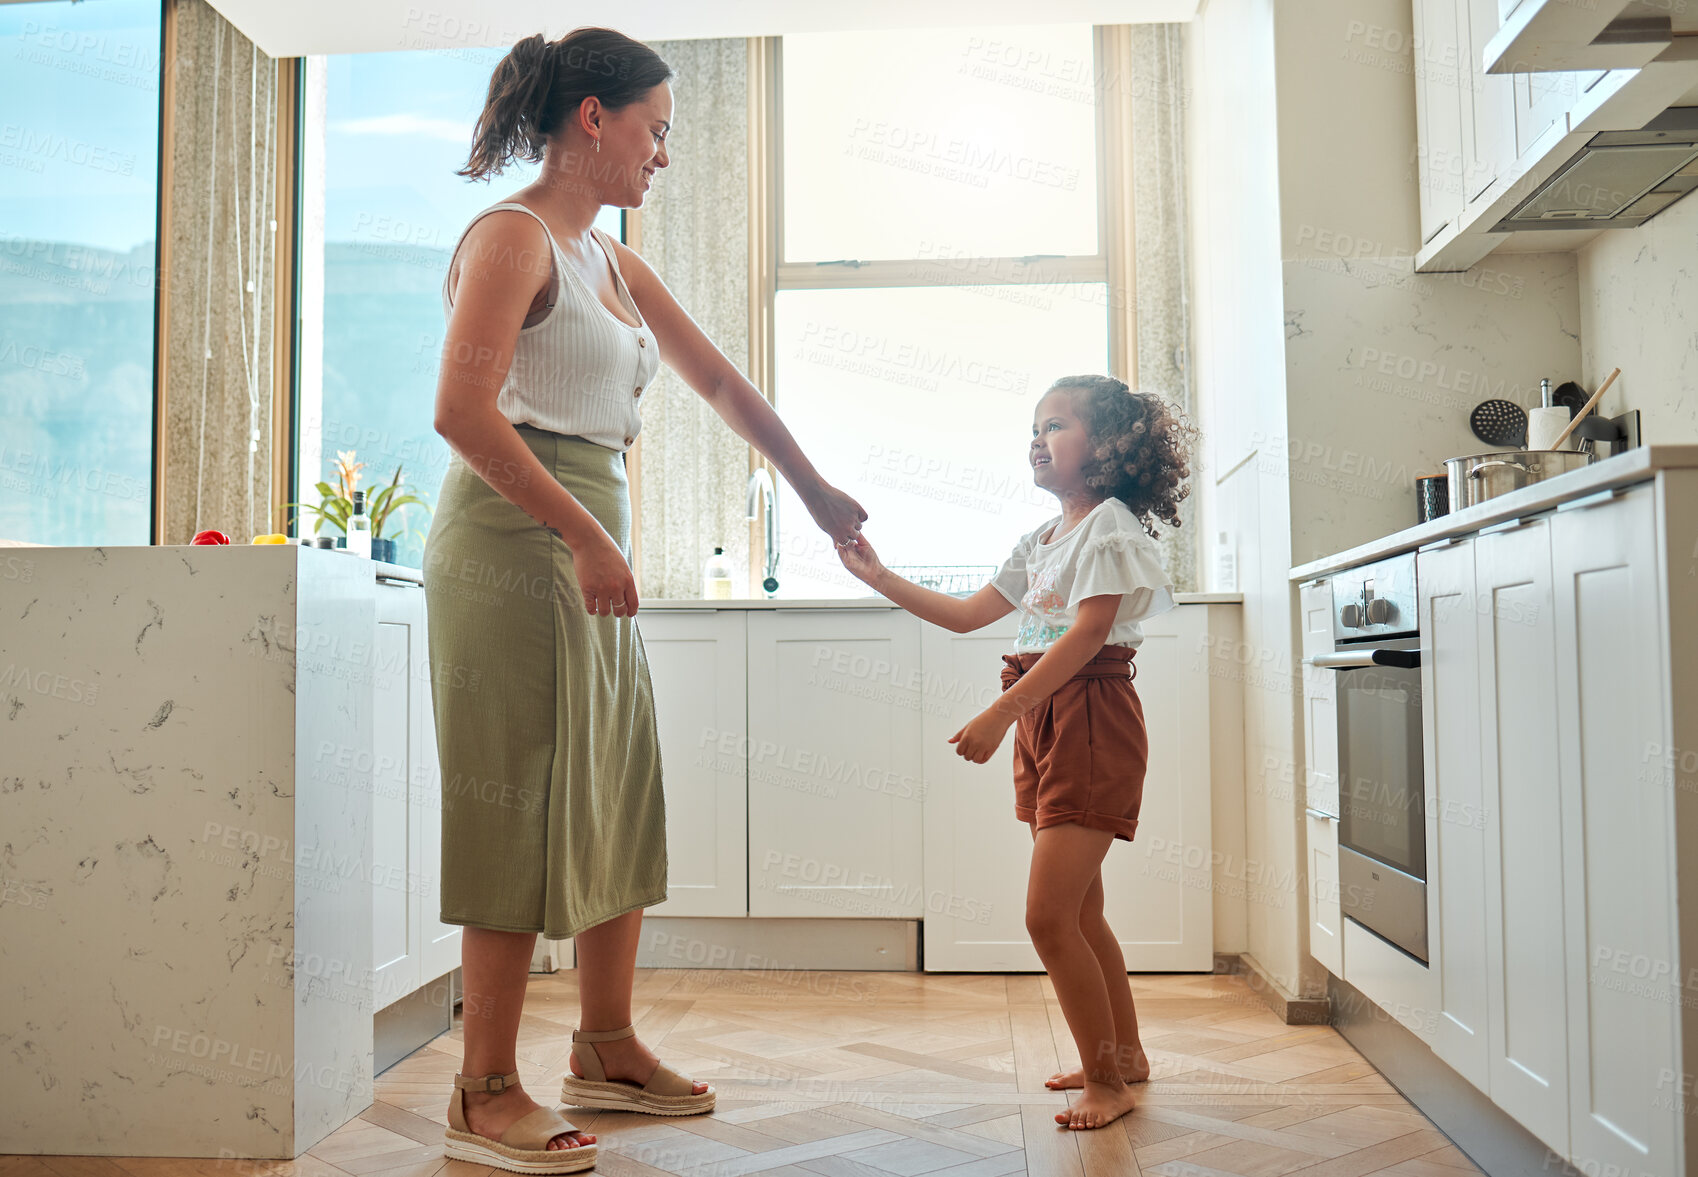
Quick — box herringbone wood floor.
[4,969,1485,1177]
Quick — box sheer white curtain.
[630,37,754,599]
[1130,23,1198,593]
[160,0,282,544]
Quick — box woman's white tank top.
[441,202,659,452]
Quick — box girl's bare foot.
[460,1083,594,1151]
[568,1033,710,1096]
[1044,1046,1150,1089]
[1055,1079,1139,1130]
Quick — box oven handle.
[1310,649,1422,670]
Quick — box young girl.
[838,374,1197,1131]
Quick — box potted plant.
[287,450,429,563]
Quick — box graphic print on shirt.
[1018,565,1070,650]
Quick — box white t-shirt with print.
[990,497,1177,653]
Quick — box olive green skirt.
[421,424,667,939]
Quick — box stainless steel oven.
[1311,552,1428,964]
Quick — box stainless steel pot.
[1444,449,1593,510]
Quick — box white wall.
[1577,192,1698,443]
[1185,0,1304,989]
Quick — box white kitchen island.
[0,544,378,1159]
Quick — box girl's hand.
[949,709,1014,763]
[802,480,868,548]
[835,533,885,587]
[571,531,640,617]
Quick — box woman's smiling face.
[1030,387,1091,494]
[599,82,673,208]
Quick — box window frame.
[744,26,1141,589]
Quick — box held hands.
[835,533,885,587]
[804,481,868,551]
[949,708,1015,763]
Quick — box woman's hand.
[571,531,640,617]
[802,481,868,548]
[949,709,1015,764]
[835,533,886,588]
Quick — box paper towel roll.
[1527,406,1574,451]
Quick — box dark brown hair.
[1049,375,1199,538]
[458,28,673,181]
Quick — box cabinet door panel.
[1475,521,1569,1154]
[1418,540,1489,1092]
[373,586,420,1011]
[1462,0,1515,207]
[1552,489,1678,1176]
[747,610,923,918]
[1307,812,1343,976]
[1514,69,1579,160]
[1414,0,1466,243]
[412,589,459,983]
[1299,581,1338,818]
[638,610,748,918]
[921,609,1213,971]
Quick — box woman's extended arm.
[433,212,640,616]
[611,238,866,544]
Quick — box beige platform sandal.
[445,1070,596,1174]
[559,1025,716,1116]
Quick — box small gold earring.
[593,137,601,153]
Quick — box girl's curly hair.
[1049,375,1200,539]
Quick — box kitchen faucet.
[745,467,779,597]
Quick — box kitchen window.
[0,0,162,546]
[294,49,621,569]
[766,26,1127,596]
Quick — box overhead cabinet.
[1410,0,1698,271]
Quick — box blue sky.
[0,0,162,253]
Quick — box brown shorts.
[1000,644,1148,842]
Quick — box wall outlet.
[1214,530,1239,593]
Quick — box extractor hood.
[1492,106,1698,231]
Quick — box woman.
[422,27,866,1172]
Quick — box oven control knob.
[1366,598,1392,625]
[1341,603,1363,628]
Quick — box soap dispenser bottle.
[704,546,734,599]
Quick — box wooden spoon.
[1550,367,1621,450]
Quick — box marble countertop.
[1289,444,1698,582]
[640,592,1243,609]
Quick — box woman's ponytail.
[458,28,672,181]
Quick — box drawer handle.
[1305,807,1336,822]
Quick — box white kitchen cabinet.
[1513,68,1580,159]
[1550,486,1679,1177]
[1305,812,1344,978]
[638,610,749,918]
[746,610,924,919]
[1472,518,1570,1154]
[1461,0,1517,209]
[1298,579,1342,975]
[920,607,1216,971]
[1298,579,1339,818]
[1416,537,1490,1094]
[1414,0,1467,245]
[372,580,460,1011]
